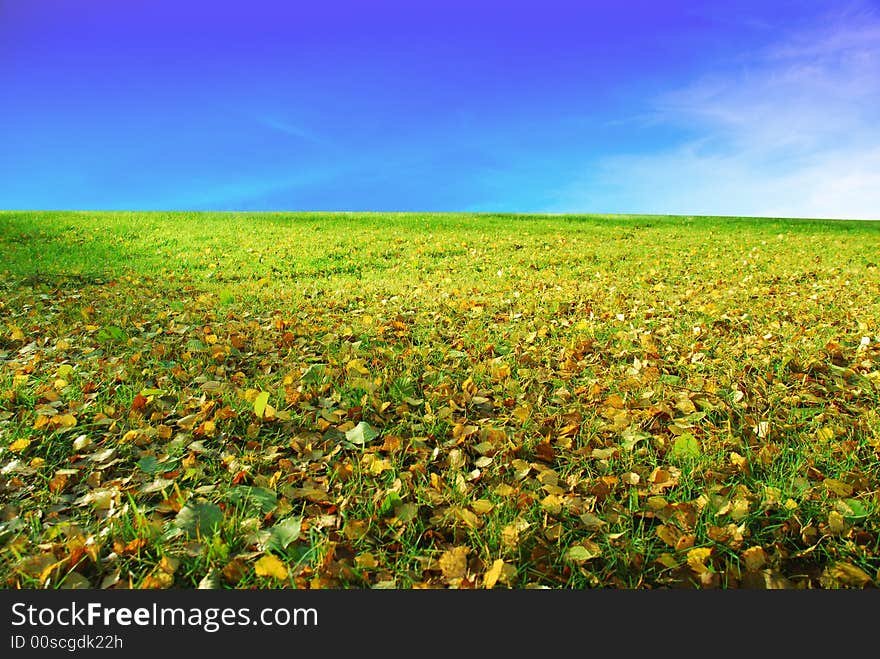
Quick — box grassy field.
[1,210,879,589]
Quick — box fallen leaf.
[9,438,30,452]
[824,479,854,497]
[484,559,505,589]
[266,517,302,552]
[198,569,220,589]
[438,546,469,583]
[687,547,713,574]
[345,421,379,445]
[173,500,224,538]
[255,554,288,581]
[741,546,768,572]
[822,562,872,588]
[566,542,601,564]
[253,391,270,419]
[671,433,701,459]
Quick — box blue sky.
[1,0,878,219]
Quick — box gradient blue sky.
[2,0,879,218]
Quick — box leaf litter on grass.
[1,210,879,589]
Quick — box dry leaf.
[484,559,505,589]
[438,546,469,583]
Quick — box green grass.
[1,210,879,589]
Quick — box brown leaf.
[534,441,555,463]
[222,558,247,584]
[823,562,872,588]
[741,546,768,572]
[656,525,694,551]
[140,572,174,589]
[49,473,69,496]
[114,538,147,556]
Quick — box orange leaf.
[9,438,31,452]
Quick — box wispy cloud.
[255,115,322,144]
[552,5,880,220]
[163,168,339,210]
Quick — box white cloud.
[552,6,880,220]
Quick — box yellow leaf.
[254,555,288,580]
[490,362,511,381]
[121,430,140,443]
[730,498,750,521]
[346,359,369,375]
[9,438,31,452]
[484,559,505,589]
[461,508,484,528]
[621,471,640,486]
[368,457,393,475]
[687,547,713,574]
[9,325,25,341]
[540,494,563,515]
[471,499,495,514]
[253,391,270,418]
[494,484,516,497]
[815,427,835,442]
[729,452,748,471]
[452,424,478,440]
[512,405,531,423]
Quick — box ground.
[1,210,878,589]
